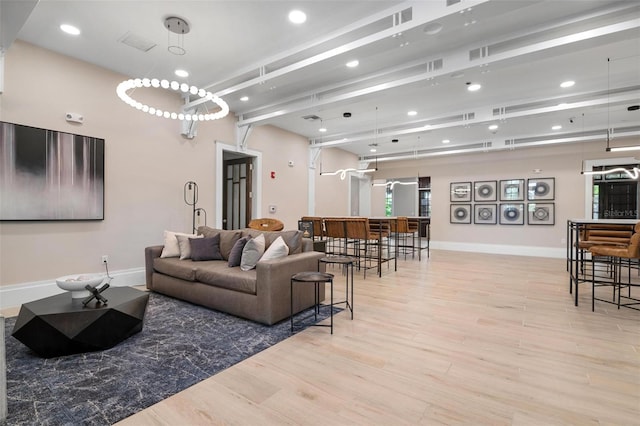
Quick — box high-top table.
[12,287,149,358]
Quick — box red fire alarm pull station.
[270,171,276,179]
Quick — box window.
[591,164,639,219]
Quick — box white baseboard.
[0,268,145,310]
[430,241,565,259]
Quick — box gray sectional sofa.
[145,226,325,325]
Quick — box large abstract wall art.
[1,122,105,221]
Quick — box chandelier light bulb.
[116,78,229,121]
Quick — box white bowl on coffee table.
[56,274,105,299]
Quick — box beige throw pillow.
[240,233,265,271]
[160,230,197,258]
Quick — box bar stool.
[589,221,640,311]
[319,256,354,319]
[290,271,334,333]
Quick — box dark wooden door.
[222,157,253,230]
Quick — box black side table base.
[291,272,334,334]
[319,257,354,320]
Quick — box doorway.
[222,155,253,230]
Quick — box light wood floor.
[112,250,640,425]
[6,250,640,424]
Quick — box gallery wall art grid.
[450,178,555,225]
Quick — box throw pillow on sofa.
[228,236,251,267]
[198,226,242,260]
[241,233,265,271]
[260,236,289,262]
[190,235,224,261]
[176,234,203,260]
[160,230,198,258]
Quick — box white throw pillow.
[160,230,197,258]
[240,233,265,271]
[260,236,289,262]
[176,234,203,260]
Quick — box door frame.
[215,141,262,228]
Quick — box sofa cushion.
[176,234,203,260]
[228,236,251,267]
[160,230,198,258]
[260,236,288,262]
[195,262,257,294]
[153,257,198,281]
[242,229,303,254]
[198,227,241,260]
[190,235,223,261]
[241,233,265,271]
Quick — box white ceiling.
[2,0,639,162]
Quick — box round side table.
[290,271,334,334]
[319,256,354,319]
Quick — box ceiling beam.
[184,0,490,111]
[235,17,639,130]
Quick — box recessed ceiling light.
[174,69,189,78]
[60,24,80,35]
[558,103,568,108]
[240,96,249,102]
[552,125,562,130]
[370,148,377,153]
[346,60,359,68]
[288,10,307,24]
[442,139,450,144]
[319,127,327,132]
[467,83,481,92]
[488,124,498,130]
[560,80,575,88]
[408,110,417,116]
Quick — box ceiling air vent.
[302,115,322,121]
[118,32,157,52]
[446,0,461,6]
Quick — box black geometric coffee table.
[12,287,149,358]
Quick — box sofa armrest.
[255,250,325,324]
[145,245,164,289]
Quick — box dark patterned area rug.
[3,291,338,425]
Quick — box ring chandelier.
[116,78,229,121]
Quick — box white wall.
[0,41,348,295]
[314,147,359,217]
[372,142,638,257]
